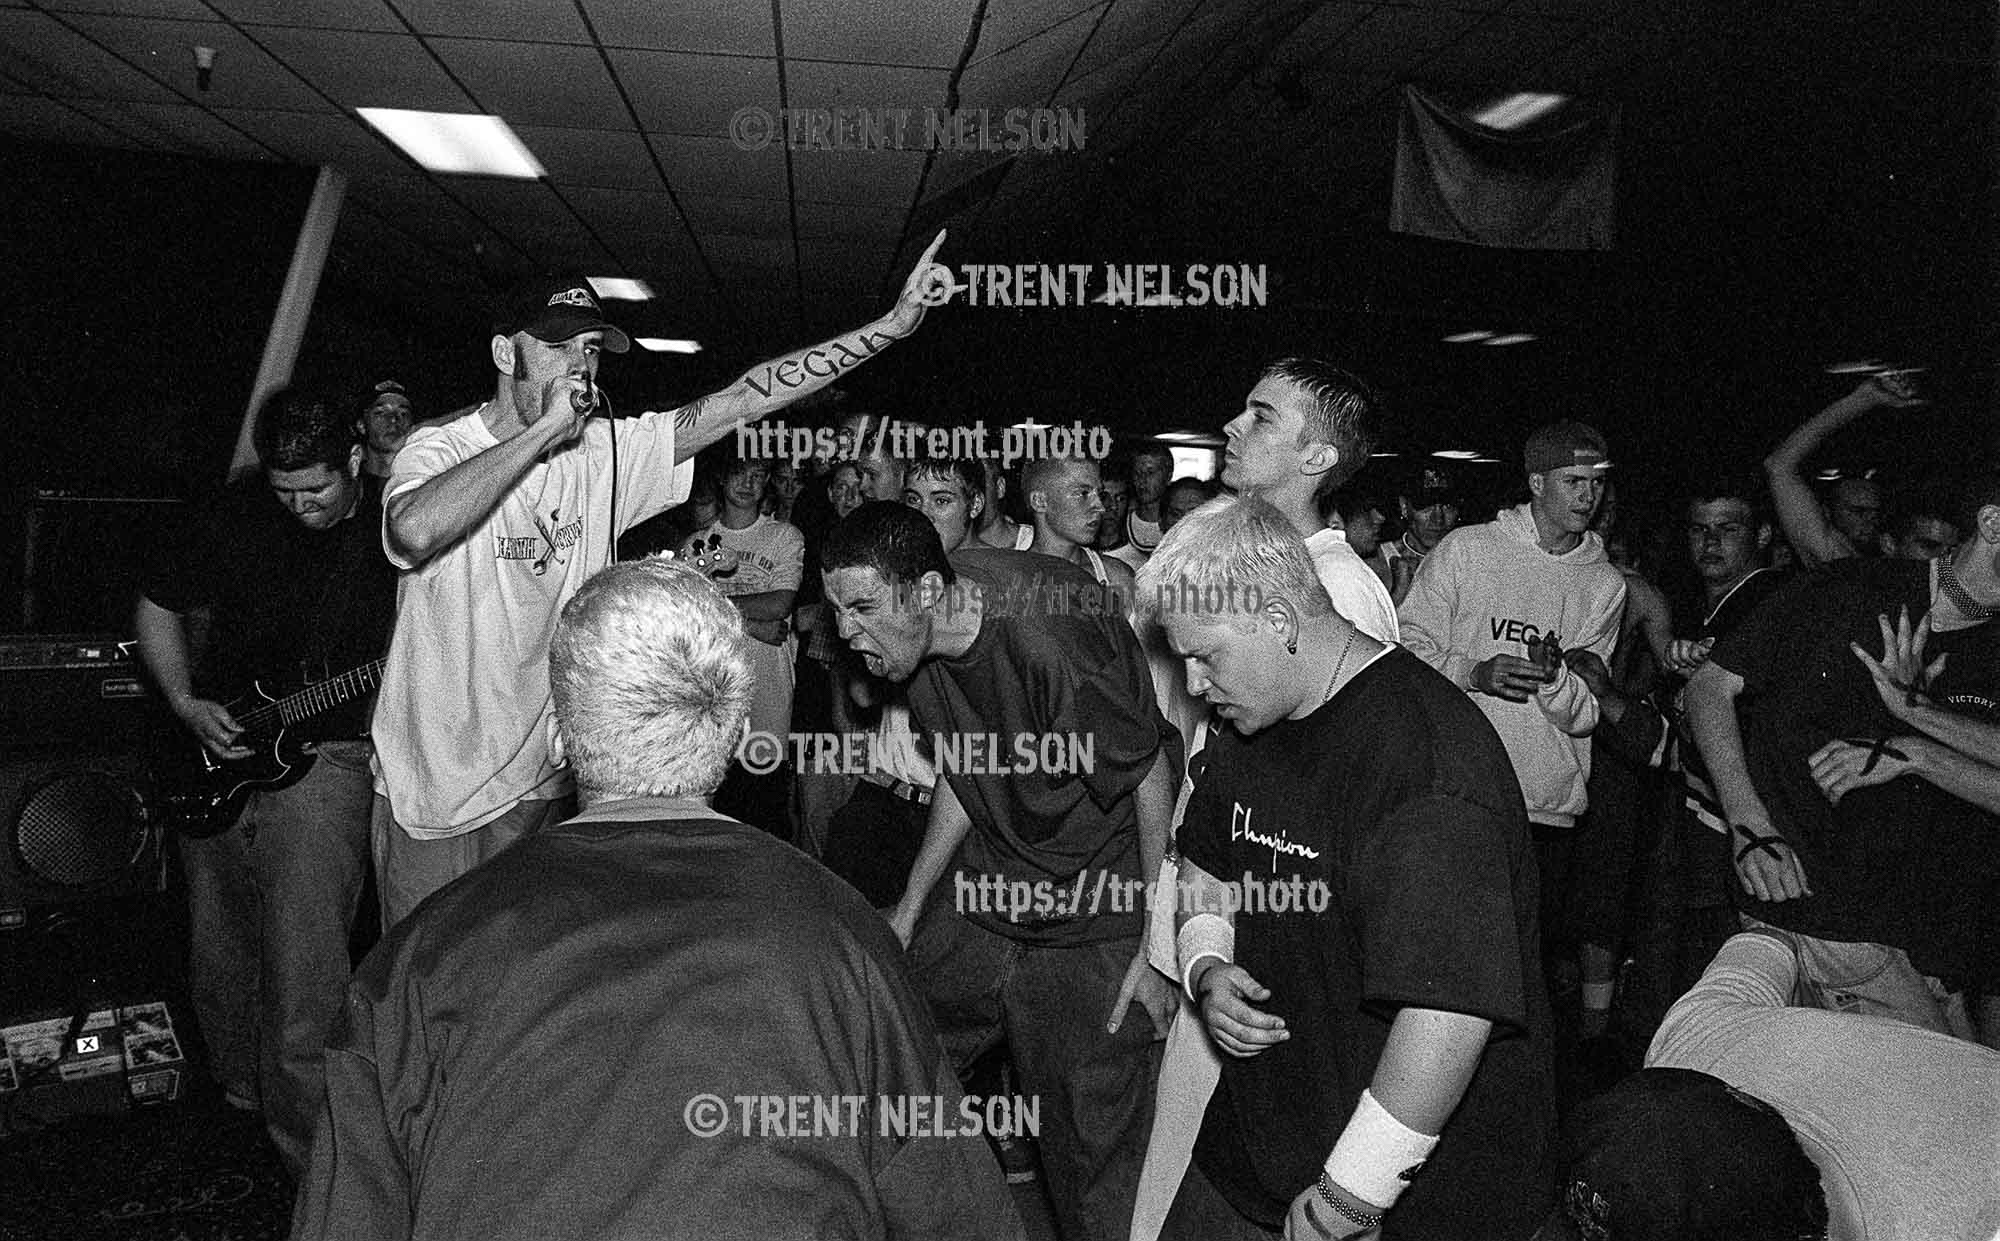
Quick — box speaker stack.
[0,634,161,932]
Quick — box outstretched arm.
[673,231,953,459]
[1762,375,1920,567]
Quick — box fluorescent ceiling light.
[1167,447,1215,481]
[1442,330,1493,344]
[357,108,545,177]
[1471,92,1569,131]
[1368,452,1400,458]
[636,338,702,354]
[1816,469,1843,481]
[1483,333,1537,346]
[589,277,655,301]
[1469,456,1502,464]
[1154,430,1222,444]
[1432,449,1482,460]
[1825,360,1886,374]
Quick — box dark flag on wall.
[1390,85,1618,251]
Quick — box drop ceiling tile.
[1069,0,1196,80]
[1321,5,1488,77]
[584,0,775,56]
[973,0,1103,62]
[777,0,981,69]
[1425,15,1580,84]
[794,199,905,239]
[790,145,929,204]
[1274,1,1372,60]
[343,169,492,250]
[799,238,893,290]
[398,0,590,43]
[564,187,704,273]
[246,27,473,112]
[0,9,187,103]
[649,133,787,198]
[610,49,778,137]
[118,101,278,160]
[38,0,210,16]
[959,18,1092,111]
[784,61,950,115]
[431,37,631,128]
[207,0,403,30]
[920,148,1013,199]
[214,106,412,173]
[514,124,660,189]
[678,192,791,238]
[62,14,335,111]
[451,180,615,267]
[0,94,143,145]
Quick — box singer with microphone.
[369,235,953,929]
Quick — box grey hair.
[550,556,755,802]
[1135,494,1332,627]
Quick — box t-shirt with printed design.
[1178,647,1555,1238]
[1708,557,2000,987]
[372,406,693,836]
[695,514,805,598]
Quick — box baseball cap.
[1524,420,1611,475]
[1402,465,1462,509]
[500,276,631,353]
[1534,1068,1827,1241]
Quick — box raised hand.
[883,229,951,337]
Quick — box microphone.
[569,379,598,415]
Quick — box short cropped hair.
[550,557,755,802]
[253,386,356,473]
[1688,473,1771,527]
[1137,495,1333,626]
[820,501,955,589]
[1260,356,1382,497]
[1020,455,1095,502]
[906,455,984,502]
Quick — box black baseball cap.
[1402,465,1462,509]
[499,276,631,353]
[1534,1068,1827,1241]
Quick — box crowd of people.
[133,240,2000,1239]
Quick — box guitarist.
[132,386,397,1179]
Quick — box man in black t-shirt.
[1684,466,2000,1034]
[133,387,398,1177]
[1141,496,1554,1241]
[821,502,1178,1241]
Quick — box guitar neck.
[235,659,387,735]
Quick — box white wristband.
[1322,1088,1440,1211]
[1176,914,1234,1004]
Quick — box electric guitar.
[161,658,386,837]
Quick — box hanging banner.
[1390,85,1617,251]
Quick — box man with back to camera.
[368,234,951,928]
[292,556,1023,1241]
[133,386,396,1177]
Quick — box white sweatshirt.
[1396,503,1625,826]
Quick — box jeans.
[907,878,1162,1241]
[181,739,373,1178]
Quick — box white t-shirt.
[1303,528,1400,643]
[1648,932,2000,1241]
[372,406,693,836]
[697,514,805,742]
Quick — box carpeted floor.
[0,1100,290,1241]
